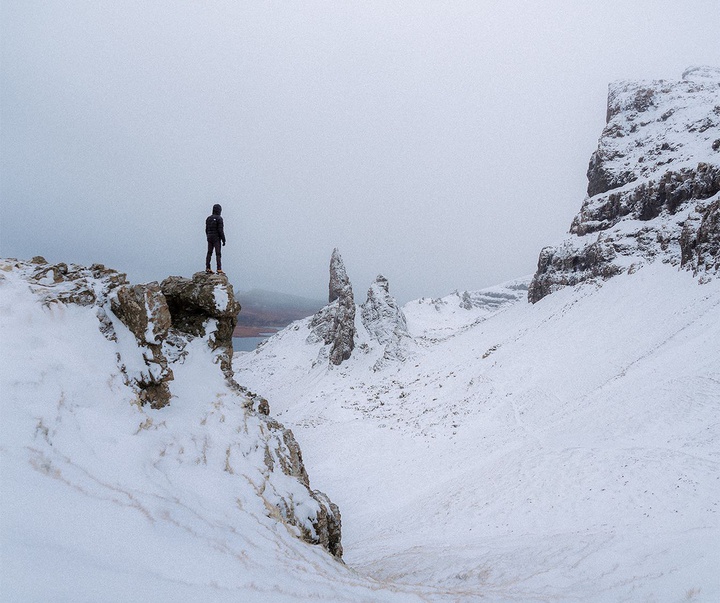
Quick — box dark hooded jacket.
[205,204,225,244]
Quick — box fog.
[2,1,719,303]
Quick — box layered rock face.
[107,271,241,407]
[529,66,720,303]
[161,272,242,379]
[308,248,356,366]
[110,281,174,408]
[5,257,342,559]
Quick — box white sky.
[2,1,719,303]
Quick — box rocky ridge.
[529,66,720,302]
[2,256,342,559]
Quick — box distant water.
[233,334,274,352]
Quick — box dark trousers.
[206,237,222,271]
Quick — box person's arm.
[219,217,226,245]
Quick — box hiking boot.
[217,269,225,275]
[205,268,214,274]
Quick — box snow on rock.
[213,283,231,313]
[308,249,356,366]
[161,271,242,379]
[0,258,412,603]
[403,277,529,341]
[361,275,409,345]
[360,275,413,370]
[529,67,720,302]
[109,281,174,407]
[235,262,720,603]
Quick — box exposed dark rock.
[587,149,637,197]
[111,282,172,344]
[110,282,174,408]
[681,198,720,276]
[528,239,622,304]
[573,164,720,236]
[161,272,241,378]
[161,272,241,336]
[311,490,343,559]
[263,418,343,558]
[530,68,720,303]
[309,249,356,366]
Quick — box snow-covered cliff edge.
[529,66,720,302]
[0,258,429,602]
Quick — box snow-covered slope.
[235,263,720,602]
[0,259,428,603]
[4,67,719,603]
[233,68,720,602]
[403,277,529,341]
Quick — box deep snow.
[0,262,431,603]
[1,258,718,602]
[234,264,720,602]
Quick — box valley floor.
[234,263,720,602]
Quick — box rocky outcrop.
[573,164,720,237]
[24,257,127,307]
[308,249,356,366]
[3,257,343,560]
[529,67,720,303]
[361,275,408,345]
[106,272,241,407]
[328,247,350,303]
[261,418,343,558]
[161,272,241,378]
[360,275,411,369]
[110,282,174,408]
[681,197,720,278]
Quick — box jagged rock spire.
[360,274,411,370]
[329,247,350,303]
[309,249,356,366]
[361,274,409,345]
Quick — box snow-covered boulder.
[530,67,720,302]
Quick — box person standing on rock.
[205,203,226,274]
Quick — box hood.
[212,204,222,215]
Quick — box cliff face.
[529,66,720,303]
[3,257,342,559]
